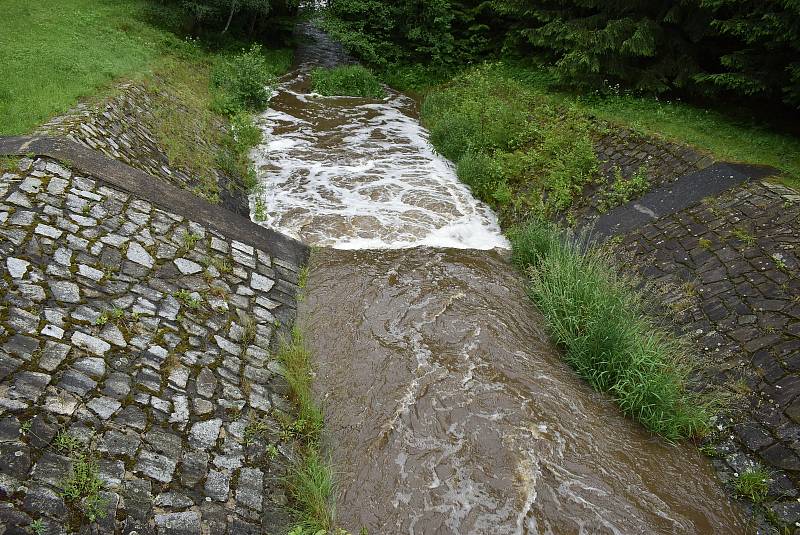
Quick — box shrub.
[421,65,598,219]
[212,44,276,111]
[509,219,713,440]
[310,65,386,98]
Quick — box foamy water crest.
[250,73,509,250]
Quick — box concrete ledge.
[0,135,309,268]
[591,162,779,238]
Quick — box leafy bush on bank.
[421,65,598,222]
[310,65,386,98]
[509,220,714,440]
[212,44,279,112]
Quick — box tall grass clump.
[279,326,337,534]
[421,64,598,223]
[509,219,713,440]
[311,65,386,98]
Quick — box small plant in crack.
[772,253,789,272]
[734,467,771,503]
[178,231,202,255]
[206,256,232,274]
[30,519,46,535]
[174,289,202,310]
[698,442,718,457]
[54,429,83,456]
[243,414,272,447]
[241,314,258,349]
[95,307,124,326]
[61,454,108,523]
[731,227,756,246]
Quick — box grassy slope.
[496,64,800,187]
[0,0,293,203]
[385,61,800,187]
[0,0,170,135]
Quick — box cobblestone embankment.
[36,81,248,216]
[617,178,800,531]
[0,149,307,534]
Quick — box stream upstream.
[251,25,749,534]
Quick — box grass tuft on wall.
[509,219,715,440]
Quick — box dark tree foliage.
[165,0,300,39]
[324,0,800,110]
[695,0,800,109]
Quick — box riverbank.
[418,63,800,532]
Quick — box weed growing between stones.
[95,307,124,326]
[278,326,344,534]
[239,313,258,352]
[597,165,650,213]
[732,227,757,247]
[178,230,202,255]
[54,430,109,525]
[734,468,771,503]
[30,519,46,535]
[62,456,108,523]
[509,219,716,440]
[310,65,386,99]
[174,289,203,310]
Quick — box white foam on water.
[251,77,509,250]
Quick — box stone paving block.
[618,180,800,527]
[0,155,302,532]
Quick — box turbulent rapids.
[250,47,507,250]
[250,24,749,535]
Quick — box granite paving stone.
[0,156,301,533]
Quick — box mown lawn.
[0,0,173,135]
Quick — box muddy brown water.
[299,248,747,534]
[253,25,750,534]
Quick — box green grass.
[278,326,336,533]
[509,220,714,440]
[286,448,336,534]
[311,65,386,98]
[734,468,771,503]
[384,59,800,188]
[0,0,176,135]
[0,0,293,204]
[421,65,598,223]
[144,46,290,204]
[495,63,800,188]
[278,328,324,441]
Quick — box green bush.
[509,219,713,440]
[212,44,276,111]
[310,65,386,98]
[421,65,598,219]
